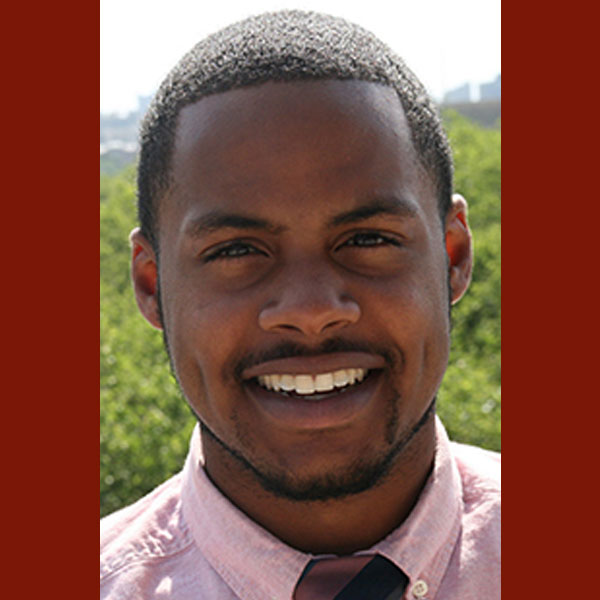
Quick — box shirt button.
[411,579,429,598]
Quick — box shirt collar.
[181,416,461,598]
[373,416,463,590]
[181,425,307,599]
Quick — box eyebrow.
[183,195,418,239]
[183,211,287,238]
[328,196,419,227]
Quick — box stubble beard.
[199,395,436,502]
[154,266,446,503]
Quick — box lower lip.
[245,371,383,430]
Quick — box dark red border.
[5,2,99,593]
[502,3,596,594]
[502,6,533,594]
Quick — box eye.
[339,231,402,249]
[203,241,268,263]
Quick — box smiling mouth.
[254,368,373,399]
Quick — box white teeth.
[314,373,334,392]
[295,375,315,394]
[270,374,281,391]
[279,374,295,391]
[348,368,357,385]
[257,369,368,395]
[333,369,350,387]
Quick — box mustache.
[230,337,401,382]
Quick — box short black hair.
[137,9,453,250]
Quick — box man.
[100,10,500,599]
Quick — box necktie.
[293,553,408,600]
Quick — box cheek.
[362,266,451,379]
[364,260,450,328]
[163,278,256,387]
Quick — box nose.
[258,263,361,337]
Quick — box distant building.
[439,100,501,128]
[480,74,501,101]
[100,95,152,155]
[443,82,471,104]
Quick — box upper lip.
[241,352,386,379]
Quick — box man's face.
[132,80,471,500]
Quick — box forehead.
[167,79,433,223]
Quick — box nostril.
[258,289,361,336]
[321,319,352,333]
[259,307,360,336]
[275,323,304,333]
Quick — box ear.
[445,194,473,304]
[130,228,163,330]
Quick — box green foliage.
[437,111,501,451]
[100,150,138,176]
[100,113,500,516]
[100,167,197,517]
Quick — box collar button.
[411,579,429,598]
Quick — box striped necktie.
[293,553,408,600]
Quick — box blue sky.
[101,0,500,115]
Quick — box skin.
[131,79,472,554]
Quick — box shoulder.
[451,442,500,561]
[100,473,195,596]
[450,441,500,495]
[450,442,502,502]
[434,443,501,598]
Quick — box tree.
[437,111,501,450]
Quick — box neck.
[202,416,436,555]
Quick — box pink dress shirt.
[100,417,500,599]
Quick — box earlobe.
[445,194,473,304]
[130,228,163,330]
